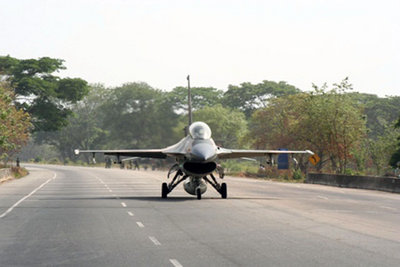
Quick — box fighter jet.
[75,76,313,199]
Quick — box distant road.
[1,164,399,266]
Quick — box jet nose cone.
[191,143,216,161]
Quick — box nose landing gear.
[161,166,228,199]
[196,187,202,200]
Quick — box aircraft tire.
[161,182,168,198]
[220,183,227,199]
[196,187,202,200]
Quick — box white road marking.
[380,206,396,211]
[317,195,329,200]
[0,173,56,219]
[170,259,183,267]
[127,211,134,216]
[108,189,113,192]
[121,202,127,207]
[136,221,145,228]
[149,236,161,245]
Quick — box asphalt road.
[1,164,399,267]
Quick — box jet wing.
[74,149,168,159]
[217,148,313,159]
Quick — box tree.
[100,82,179,149]
[302,79,367,173]
[222,80,300,118]
[248,78,367,174]
[0,55,89,131]
[193,105,247,148]
[167,86,223,113]
[41,84,110,162]
[368,123,400,174]
[390,116,400,168]
[0,82,31,162]
[349,93,400,139]
[248,93,311,171]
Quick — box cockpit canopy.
[189,121,212,140]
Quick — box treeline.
[25,79,400,176]
[1,56,400,175]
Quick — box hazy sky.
[1,0,399,96]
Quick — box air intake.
[183,161,217,176]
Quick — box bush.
[292,169,303,180]
[49,158,60,164]
[11,166,28,178]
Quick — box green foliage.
[0,55,89,131]
[168,86,223,112]
[0,82,32,162]
[13,73,398,176]
[100,82,179,148]
[221,159,258,173]
[248,78,367,174]
[367,123,399,174]
[222,80,300,118]
[304,78,367,173]
[351,94,400,139]
[193,104,247,148]
[390,116,400,168]
[40,84,110,162]
[292,169,303,180]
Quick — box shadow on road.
[39,196,280,202]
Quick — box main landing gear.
[161,168,188,199]
[203,173,227,199]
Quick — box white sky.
[1,0,399,96]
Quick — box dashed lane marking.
[380,206,396,211]
[149,236,161,246]
[0,173,56,219]
[127,211,134,216]
[136,222,145,228]
[170,259,183,267]
[121,202,127,208]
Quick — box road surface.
[0,164,399,266]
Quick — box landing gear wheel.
[220,183,227,199]
[196,187,202,200]
[161,182,168,198]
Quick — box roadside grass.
[227,169,306,183]
[0,165,29,184]
[222,160,306,183]
[11,166,29,178]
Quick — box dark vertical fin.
[187,75,192,126]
